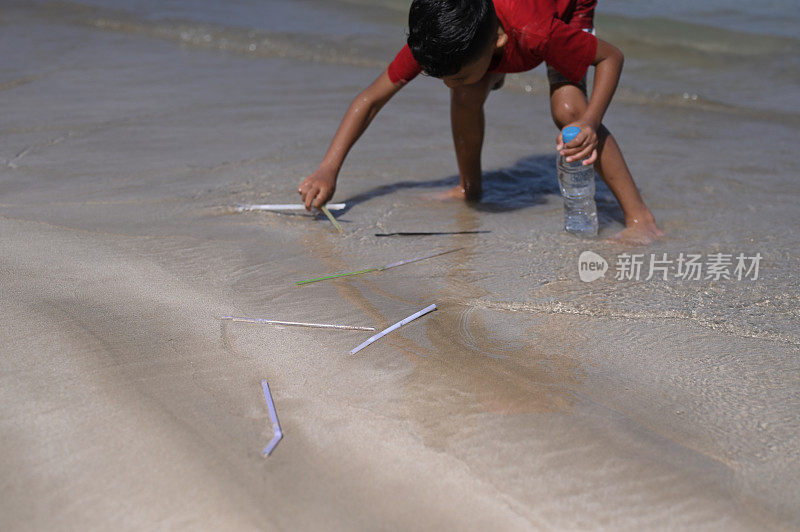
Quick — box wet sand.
[1,3,799,530]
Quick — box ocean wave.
[32,1,387,68]
[466,297,800,348]
[502,73,800,125]
[20,1,800,123]
[597,13,800,59]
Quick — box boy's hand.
[298,168,337,210]
[556,122,599,166]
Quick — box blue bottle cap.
[562,126,581,144]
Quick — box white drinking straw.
[236,203,346,212]
[222,316,375,331]
[349,304,437,355]
[261,380,282,456]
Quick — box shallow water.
[1,0,798,529]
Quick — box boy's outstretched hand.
[298,168,337,210]
[556,122,599,165]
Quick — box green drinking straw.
[320,205,344,234]
[296,247,463,286]
[295,267,380,285]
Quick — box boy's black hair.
[407,0,498,78]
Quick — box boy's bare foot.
[427,185,480,201]
[608,215,664,246]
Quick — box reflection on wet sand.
[402,206,582,448]
[296,201,584,452]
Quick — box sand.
[1,2,798,530]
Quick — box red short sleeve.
[541,19,597,83]
[571,0,597,30]
[387,45,422,85]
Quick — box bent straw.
[261,380,283,456]
[296,247,463,286]
[222,316,375,331]
[236,203,346,212]
[350,304,437,355]
[320,205,344,234]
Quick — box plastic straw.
[296,248,462,286]
[295,268,380,286]
[380,248,462,270]
[261,380,282,456]
[375,231,489,237]
[222,316,375,331]
[236,203,346,212]
[320,205,345,234]
[350,304,437,355]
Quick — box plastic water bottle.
[557,126,598,236]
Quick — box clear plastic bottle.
[557,126,598,237]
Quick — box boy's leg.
[549,80,663,244]
[439,72,505,201]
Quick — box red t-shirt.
[387,0,597,85]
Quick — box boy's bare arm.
[557,38,624,165]
[298,70,404,210]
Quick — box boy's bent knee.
[549,83,588,128]
[550,100,583,129]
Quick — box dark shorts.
[546,28,595,94]
[547,0,596,92]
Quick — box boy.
[298,0,663,244]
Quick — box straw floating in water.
[296,267,380,285]
[236,203,346,212]
[222,316,375,331]
[261,379,282,456]
[350,304,437,355]
[296,247,463,286]
[320,205,345,234]
[375,230,490,237]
